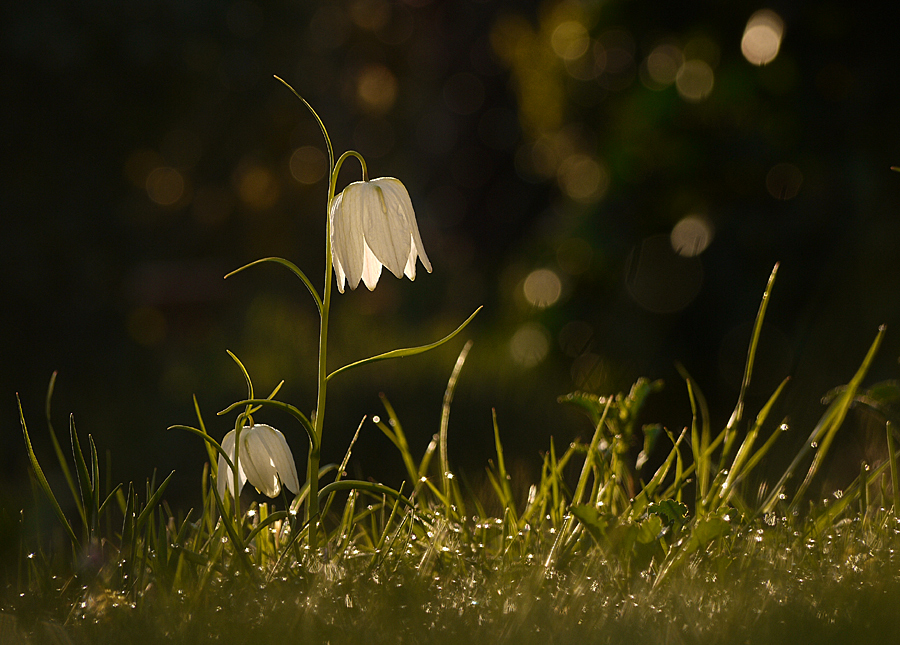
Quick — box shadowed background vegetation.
[3,0,900,521]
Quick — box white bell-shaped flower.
[217,423,300,499]
[330,177,432,293]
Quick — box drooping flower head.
[330,177,432,293]
[217,423,300,499]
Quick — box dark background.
[3,0,899,512]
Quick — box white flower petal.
[242,428,281,497]
[409,219,432,275]
[331,188,365,291]
[361,241,383,290]
[404,238,418,280]
[361,180,411,278]
[330,176,430,292]
[217,430,246,500]
[257,424,300,494]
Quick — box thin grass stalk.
[544,399,613,569]
[888,421,899,510]
[783,325,885,512]
[714,376,790,508]
[320,416,364,520]
[490,409,517,525]
[720,263,779,467]
[44,372,81,525]
[440,340,473,504]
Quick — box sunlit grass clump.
[5,86,900,643]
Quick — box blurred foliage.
[2,0,900,513]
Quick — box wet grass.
[5,265,900,643]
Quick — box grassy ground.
[4,266,900,644]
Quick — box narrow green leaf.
[44,372,79,519]
[572,398,614,508]
[491,408,516,522]
[69,416,93,539]
[440,340,472,502]
[717,376,790,506]
[216,398,317,451]
[194,395,218,478]
[632,429,686,517]
[18,396,80,548]
[98,483,123,521]
[136,471,175,535]
[244,510,290,546]
[89,434,101,537]
[888,422,899,510]
[316,480,415,511]
[791,326,885,511]
[169,425,235,474]
[375,395,417,486]
[273,76,334,177]
[226,350,254,402]
[225,256,323,315]
[326,307,482,382]
[727,263,778,438]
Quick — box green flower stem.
[308,148,369,554]
[334,150,368,184]
[233,412,247,527]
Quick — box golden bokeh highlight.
[124,149,164,189]
[509,322,550,368]
[145,167,185,206]
[676,59,714,102]
[356,64,398,115]
[741,10,784,66]
[348,0,390,31]
[557,153,609,203]
[491,13,565,137]
[289,146,328,185]
[766,162,803,200]
[643,43,682,89]
[551,20,590,61]
[234,162,279,210]
[670,214,714,257]
[523,268,562,308]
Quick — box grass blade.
[440,340,473,502]
[43,372,80,520]
[18,395,80,549]
[888,421,899,510]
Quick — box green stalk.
[309,149,367,555]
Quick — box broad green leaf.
[570,505,610,545]
[636,514,665,544]
[648,499,688,526]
